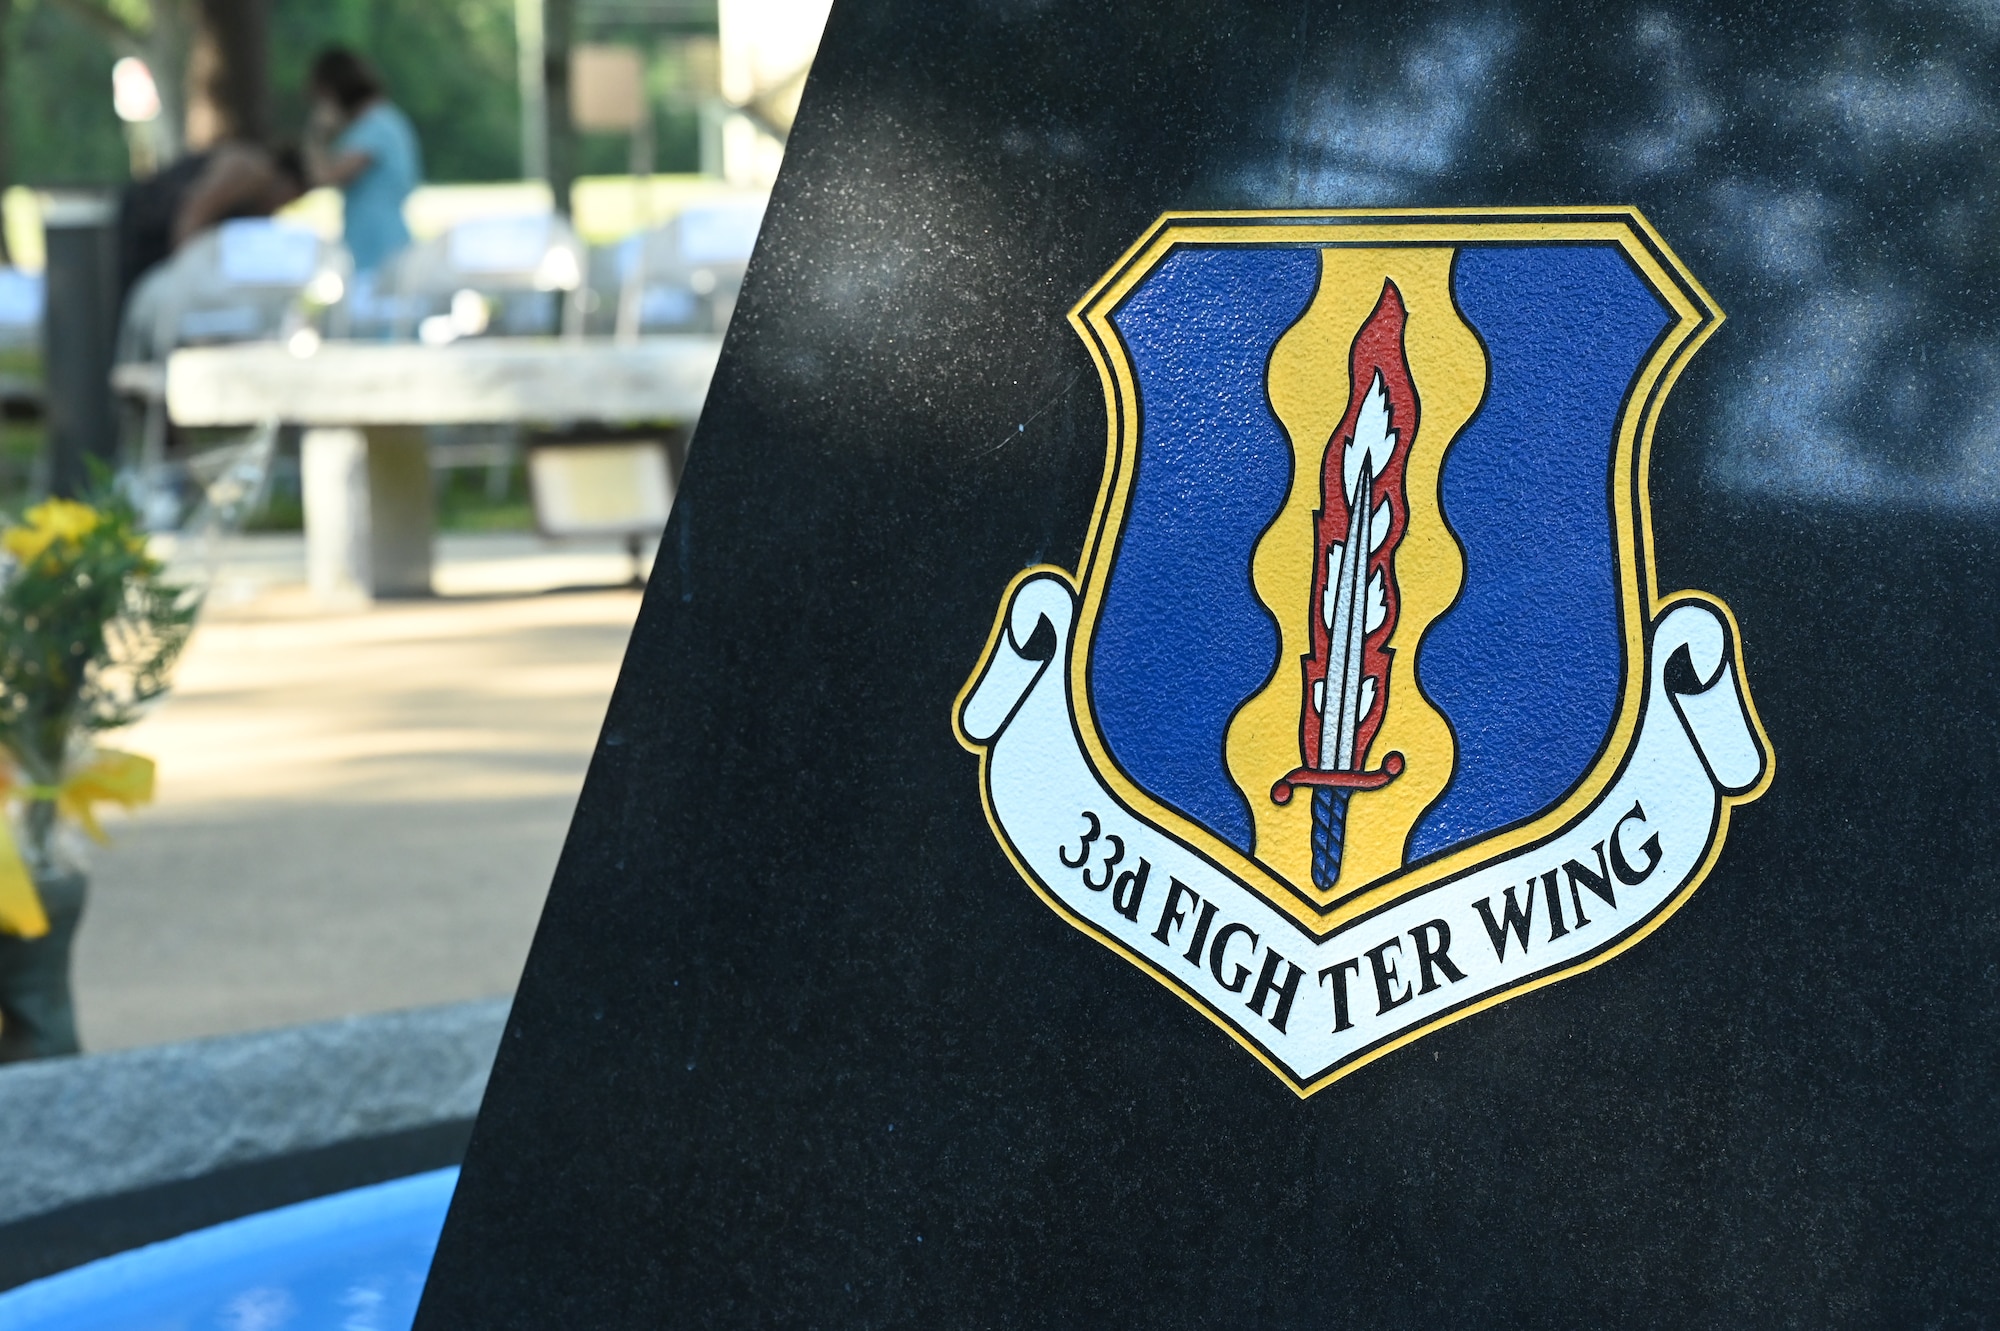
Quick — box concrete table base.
[301,427,435,601]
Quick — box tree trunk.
[126,2,187,164]
[544,0,576,214]
[0,0,13,265]
[183,0,268,148]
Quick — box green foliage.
[4,0,715,187]
[435,459,533,532]
[4,0,526,186]
[0,490,198,781]
[96,0,148,33]
[5,1,130,188]
[0,420,43,516]
[574,106,702,177]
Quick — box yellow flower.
[3,500,101,565]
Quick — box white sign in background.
[961,572,1767,1090]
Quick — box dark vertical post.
[544,0,578,215]
[41,197,121,499]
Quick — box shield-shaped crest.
[959,209,1771,1095]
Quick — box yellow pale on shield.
[1225,247,1486,902]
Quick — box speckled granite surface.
[419,2,2000,1323]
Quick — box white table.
[160,337,721,599]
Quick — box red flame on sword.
[1272,279,1418,805]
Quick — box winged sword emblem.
[1270,282,1416,895]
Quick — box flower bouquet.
[0,496,199,1060]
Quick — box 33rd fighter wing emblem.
[956,209,1773,1096]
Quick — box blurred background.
[0,0,843,1306]
[0,0,826,1054]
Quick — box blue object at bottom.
[0,1167,457,1331]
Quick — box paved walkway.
[69,534,648,1052]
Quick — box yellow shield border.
[1061,207,1767,936]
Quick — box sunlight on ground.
[71,536,649,1051]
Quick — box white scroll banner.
[961,572,1768,1089]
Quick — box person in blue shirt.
[305,48,421,275]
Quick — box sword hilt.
[1311,786,1350,889]
[1270,752,1403,804]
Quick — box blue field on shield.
[1088,239,1670,872]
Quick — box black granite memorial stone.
[418,2,2000,1324]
